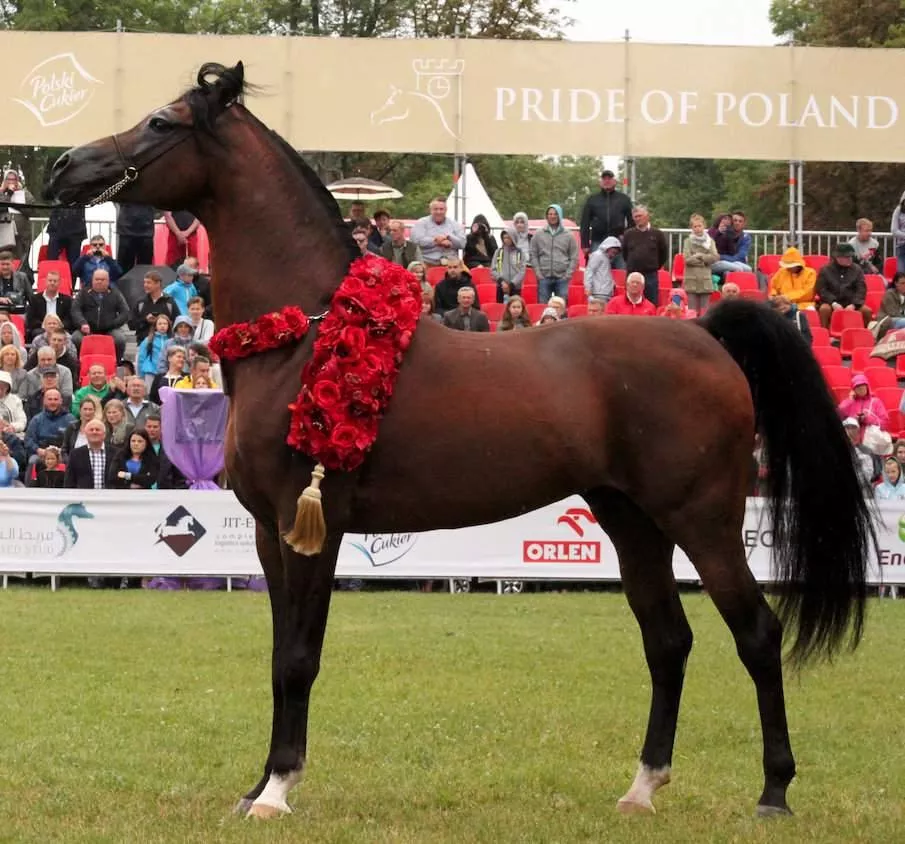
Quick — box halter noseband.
[86,125,193,207]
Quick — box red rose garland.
[209,255,422,472]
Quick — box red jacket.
[605,294,657,316]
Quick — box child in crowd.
[158,316,194,373]
[498,295,531,331]
[137,314,172,386]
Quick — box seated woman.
[29,313,78,358]
[547,295,567,320]
[0,321,25,366]
[768,247,817,310]
[104,398,134,451]
[407,261,430,297]
[110,429,159,490]
[875,456,905,500]
[657,287,697,320]
[420,290,442,322]
[838,373,888,435]
[150,347,187,404]
[61,394,103,462]
[0,344,27,398]
[498,295,532,331]
[874,271,905,339]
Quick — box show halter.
[209,254,422,555]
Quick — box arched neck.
[196,110,354,328]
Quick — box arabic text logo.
[14,53,103,128]
[155,506,206,557]
[370,59,464,140]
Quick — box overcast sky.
[562,0,777,46]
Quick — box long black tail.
[701,300,876,664]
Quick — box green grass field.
[0,589,902,843]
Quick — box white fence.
[1,489,902,586]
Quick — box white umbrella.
[326,177,402,201]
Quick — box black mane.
[184,61,356,262]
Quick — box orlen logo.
[14,53,103,128]
[522,507,601,564]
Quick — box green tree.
[765,0,905,229]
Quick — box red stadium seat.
[757,254,782,276]
[37,244,49,263]
[611,269,626,287]
[37,260,73,295]
[671,254,685,283]
[9,313,25,341]
[897,355,905,381]
[475,283,497,304]
[884,257,898,280]
[80,334,116,359]
[810,326,830,346]
[812,346,842,367]
[526,303,548,323]
[829,309,866,340]
[657,269,671,288]
[482,302,505,322]
[470,267,492,286]
[724,271,758,291]
[804,254,830,272]
[866,291,884,316]
[822,364,852,393]
[839,328,874,358]
[488,321,497,332]
[866,367,899,391]
[523,267,537,288]
[865,274,886,294]
[887,409,905,438]
[567,286,588,307]
[521,284,538,305]
[850,347,887,372]
[567,305,588,318]
[426,266,446,286]
[803,308,821,329]
[874,387,903,414]
[740,289,767,302]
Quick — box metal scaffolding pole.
[788,162,797,248]
[796,161,804,248]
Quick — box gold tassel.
[283,463,327,556]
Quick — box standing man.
[116,203,157,270]
[410,198,466,267]
[163,210,200,268]
[579,169,633,265]
[622,205,669,306]
[46,206,87,269]
[130,270,179,343]
[530,204,579,304]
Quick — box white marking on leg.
[250,767,303,815]
[617,763,671,813]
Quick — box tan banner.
[4,32,905,163]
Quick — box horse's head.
[63,503,94,521]
[46,61,248,210]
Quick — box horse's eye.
[149,116,172,132]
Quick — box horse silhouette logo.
[370,58,464,141]
[155,506,207,557]
[55,502,94,558]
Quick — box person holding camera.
[71,236,123,291]
[0,250,30,314]
[0,170,35,261]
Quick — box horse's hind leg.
[679,525,795,816]
[583,488,692,815]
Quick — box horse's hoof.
[246,801,291,819]
[756,803,793,819]
[617,796,656,815]
[234,797,254,815]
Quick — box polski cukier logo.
[14,53,103,128]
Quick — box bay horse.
[47,62,874,820]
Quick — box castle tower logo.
[370,58,464,140]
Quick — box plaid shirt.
[88,447,106,489]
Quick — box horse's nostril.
[52,152,71,175]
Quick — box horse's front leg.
[247,531,341,819]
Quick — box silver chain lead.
[87,166,138,207]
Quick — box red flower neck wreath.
[209,255,422,472]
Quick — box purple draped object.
[160,387,229,490]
